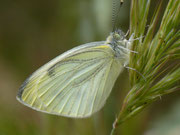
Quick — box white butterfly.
[17,30,134,118]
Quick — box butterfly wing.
[17,41,124,118]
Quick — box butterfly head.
[106,29,134,61]
[113,29,125,41]
[106,29,126,46]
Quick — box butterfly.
[16,29,134,118]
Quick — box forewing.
[17,42,123,118]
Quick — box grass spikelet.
[111,0,180,134]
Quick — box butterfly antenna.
[112,0,124,32]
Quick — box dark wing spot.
[47,64,56,77]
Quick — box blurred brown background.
[0,0,179,135]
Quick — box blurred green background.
[0,0,179,135]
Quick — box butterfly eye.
[113,30,125,41]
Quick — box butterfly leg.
[123,65,146,81]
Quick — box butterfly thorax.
[105,30,132,65]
